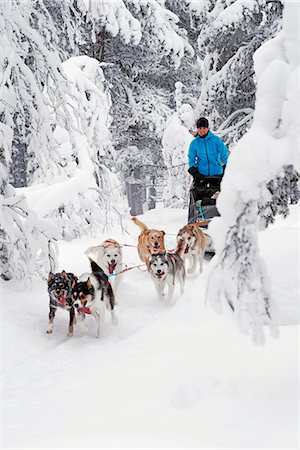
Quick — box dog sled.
[187,175,222,225]
[187,176,222,257]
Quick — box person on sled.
[187,117,229,224]
[188,117,228,185]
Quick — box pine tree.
[206,0,299,343]
[192,0,283,146]
[162,83,194,208]
[0,1,128,280]
[83,1,197,212]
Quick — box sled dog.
[149,238,185,302]
[47,271,78,336]
[85,239,123,293]
[177,223,207,274]
[131,216,166,268]
[72,259,117,338]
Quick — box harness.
[107,264,146,277]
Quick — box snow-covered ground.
[2,206,299,449]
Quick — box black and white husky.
[72,259,117,338]
[149,239,185,302]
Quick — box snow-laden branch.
[206,1,299,343]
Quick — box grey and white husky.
[149,239,185,302]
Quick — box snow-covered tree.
[162,83,194,208]
[206,0,300,344]
[0,119,58,282]
[90,1,198,211]
[0,1,128,280]
[32,56,128,239]
[0,0,69,281]
[191,0,283,146]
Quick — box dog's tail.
[174,237,186,257]
[85,245,101,258]
[88,257,109,282]
[131,216,148,231]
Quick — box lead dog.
[131,217,166,268]
[149,238,185,302]
[85,239,123,293]
[72,259,117,338]
[47,271,78,336]
[177,223,207,274]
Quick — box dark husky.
[149,239,186,302]
[47,271,78,336]
[72,259,117,338]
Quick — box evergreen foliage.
[206,1,299,343]
[194,0,283,146]
[259,165,300,228]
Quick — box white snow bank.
[2,207,299,448]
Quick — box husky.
[47,271,78,336]
[177,223,207,274]
[149,239,185,302]
[72,259,117,338]
[85,239,123,294]
[131,217,166,268]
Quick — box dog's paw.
[67,332,73,337]
[46,328,53,334]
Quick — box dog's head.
[72,278,95,311]
[102,244,122,274]
[48,271,77,307]
[149,253,169,279]
[177,225,197,254]
[145,229,165,254]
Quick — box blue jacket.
[188,131,228,176]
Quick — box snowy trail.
[2,208,299,449]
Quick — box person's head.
[196,117,209,137]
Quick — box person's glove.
[188,166,199,177]
[222,164,226,174]
[188,167,204,185]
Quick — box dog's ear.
[192,228,198,237]
[87,277,93,290]
[161,230,165,235]
[48,272,54,282]
[61,271,69,280]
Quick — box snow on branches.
[207,200,278,345]
[0,123,58,282]
[194,0,283,146]
[161,84,194,208]
[0,2,127,281]
[0,185,58,282]
[206,0,299,344]
[128,0,194,67]
[259,165,300,228]
[23,56,127,240]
